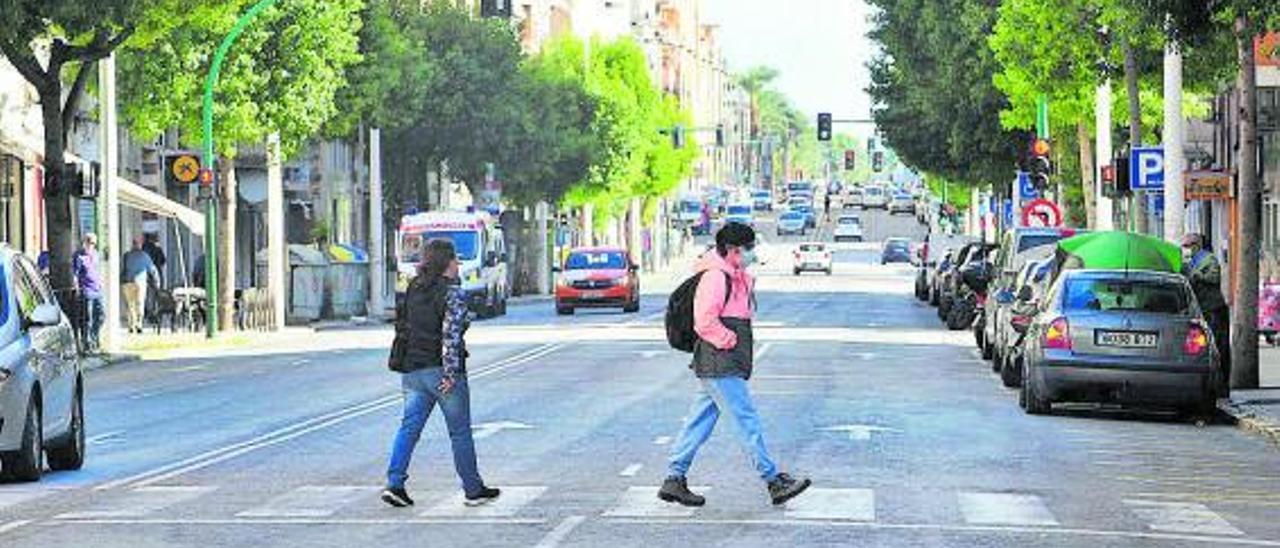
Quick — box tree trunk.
[1231,17,1260,390]
[39,84,77,315]
[1124,40,1146,233]
[217,155,238,331]
[1077,122,1097,229]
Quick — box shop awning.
[116,176,205,237]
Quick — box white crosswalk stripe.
[603,486,710,518]
[958,492,1059,526]
[423,486,547,518]
[1124,500,1245,536]
[784,488,875,521]
[237,485,371,518]
[56,486,216,519]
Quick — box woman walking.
[382,239,500,508]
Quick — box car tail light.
[1184,322,1210,355]
[1043,317,1071,350]
[1010,314,1032,331]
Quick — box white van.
[396,211,509,317]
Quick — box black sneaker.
[768,473,811,505]
[380,487,414,508]
[657,476,706,507]
[465,486,501,506]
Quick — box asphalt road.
[4,208,1280,547]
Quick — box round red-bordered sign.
[1021,198,1062,227]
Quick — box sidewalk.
[1221,347,1280,447]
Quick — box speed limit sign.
[1021,198,1062,228]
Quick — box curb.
[82,352,142,373]
[1218,399,1280,448]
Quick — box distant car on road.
[554,247,640,315]
[776,211,808,236]
[863,186,889,209]
[881,238,913,264]
[793,242,833,275]
[792,204,817,229]
[0,247,85,482]
[889,192,916,215]
[1021,270,1220,416]
[751,190,773,211]
[724,203,755,227]
[843,188,864,209]
[833,214,864,242]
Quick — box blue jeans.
[80,295,104,351]
[386,367,484,495]
[668,377,780,482]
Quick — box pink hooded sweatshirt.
[693,249,754,351]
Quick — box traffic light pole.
[201,0,281,338]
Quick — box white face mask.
[737,247,758,267]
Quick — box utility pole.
[98,54,121,352]
[368,128,384,319]
[1231,16,1260,389]
[1096,79,1115,231]
[266,133,285,329]
[1162,35,1185,243]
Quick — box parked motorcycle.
[947,261,992,331]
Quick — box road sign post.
[1022,198,1062,228]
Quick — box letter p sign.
[1129,146,1165,191]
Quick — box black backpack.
[665,271,732,353]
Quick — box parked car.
[553,247,640,315]
[996,258,1056,387]
[982,227,1079,364]
[793,242,833,275]
[1020,270,1220,416]
[843,188,864,209]
[751,190,773,211]
[863,185,889,209]
[833,214,864,242]
[776,211,808,236]
[881,238,913,264]
[938,242,996,320]
[917,234,975,303]
[888,192,916,215]
[0,247,85,482]
[793,204,817,229]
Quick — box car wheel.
[555,305,574,316]
[1,395,43,482]
[1000,354,1022,388]
[793,269,801,276]
[48,383,85,471]
[1022,364,1050,415]
[623,297,640,314]
[929,288,940,306]
[825,269,833,276]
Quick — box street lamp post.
[201,0,281,337]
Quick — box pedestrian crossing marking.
[56,486,216,519]
[237,486,370,518]
[784,488,875,521]
[1124,499,1244,536]
[604,486,711,518]
[424,486,547,518]
[958,493,1059,526]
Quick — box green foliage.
[326,0,435,136]
[119,0,364,158]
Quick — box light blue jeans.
[668,377,780,482]
[386,367,484,495]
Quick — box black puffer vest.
[401,276,450,371]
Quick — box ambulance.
[396,210,509,317]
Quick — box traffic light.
[1028,138,1052,191]
[1104,154,1132,198]
[817,113,832,141]
[844,149,856,170]
[715,124,725,147]
[671,125,685,149]
[872,150,884,172]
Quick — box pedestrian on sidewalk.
[72,233,105,353]
[121,235,159,334]
[659,223,811,507]
[1182,233,1230,397]
[382,238,500,509]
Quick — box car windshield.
[410,230,480,262]
[728,205,752,215]
[886,239,909,250]
[753,191,770,198]
[866,187,883,196]
[565,251,627,270]
[1018,234,1066,253]
[781,212,803,221]
[1063,278,1191,314]
[800,244,825,252]
[839,217,860,225]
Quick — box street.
[2,209,1278,548]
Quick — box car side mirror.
[25,303,61,330]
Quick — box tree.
[0,0,156,308]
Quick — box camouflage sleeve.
[441,286,468,381]
[1196,256,1222,286]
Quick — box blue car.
[793,205,816,229]
[776,211,807,236]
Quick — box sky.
[703,0,877,138]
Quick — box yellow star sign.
[172,155,200,183]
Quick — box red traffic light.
[1031,138,1051,156]
[198,167,214,186]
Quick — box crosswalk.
[0,483,1259,539]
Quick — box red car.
[555,247,640,315]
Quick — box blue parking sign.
[1017,172,1038,200]
[1130,147,1165,190]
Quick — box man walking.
[72,233,105,353]
[1182,233,1230,397]
[122,235,159,334]
[659,223,811,507]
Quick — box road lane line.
[0,520,32,535]
[534,515,587,548]
[958,493,1059,526]
[653,436,672,445]
[96,343,563,491]
[86,430,126,445]
[603,486,710,518]
[1125,500,1245,536]
[619,464,643,477]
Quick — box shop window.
[0,154,23,247]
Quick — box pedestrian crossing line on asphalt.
[784,488,875,521]
[57,486,217,519]
[619,464,643,477]
[0,520,32,535]
[0,487,57,512]
[603,486,711,518]
[423,486,548,518]
[1124,499,1246,536]
[236,485,371,518]
[533,515,587,548]
[653,436,672,445]
[958,492,1059,526]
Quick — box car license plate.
[1095,330,1158,348]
